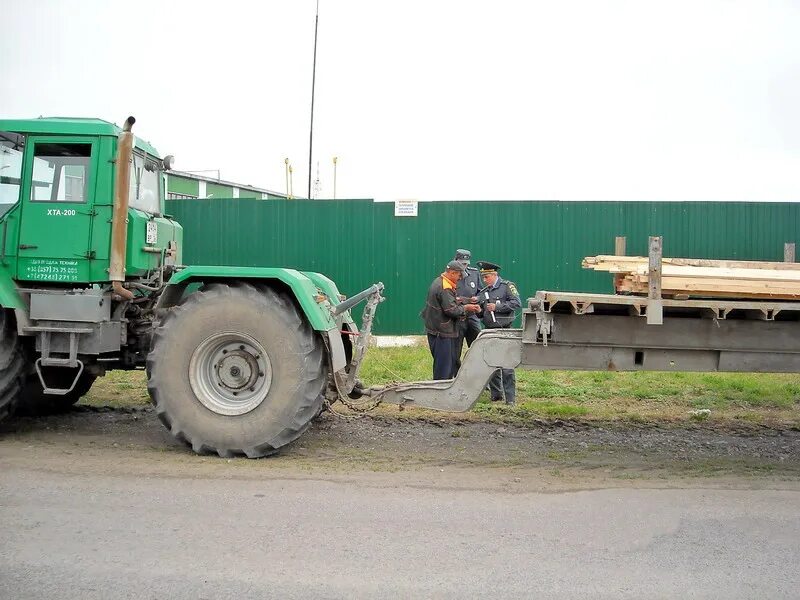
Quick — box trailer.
[363,239,800,412]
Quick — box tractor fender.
[157,266,348,372]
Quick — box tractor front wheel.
[146,282,328,458]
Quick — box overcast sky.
[2,0,799,201]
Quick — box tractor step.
[34,358,85,396]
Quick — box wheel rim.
[189,332,273,416]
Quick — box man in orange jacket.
[421,261,482,380]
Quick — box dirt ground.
[2,403,799,491]
[4,403,800,600]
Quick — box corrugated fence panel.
[166,199,800,335]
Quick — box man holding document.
[476,261,521,405]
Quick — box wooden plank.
[614,282,800,301]
[591,250,800,300]
[663,290,800,301]
[585,255,800,271]
[630,277,800,298]
[632,273,800,290]
[625,265,800,282]
[588,259,800,276]
[616,280,647,294]
[613,237,626,291]
[618,274,800,299]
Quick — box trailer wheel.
[0,311,27,422]
[18,371,97,414]
[146,282,328,458]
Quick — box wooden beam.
[613,237,627,291]
[585,255,800,272]
[628,265,800,282]
[635,276,800,294]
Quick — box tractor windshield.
[129,151,161,215]
[0,131,25,212]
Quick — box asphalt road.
[2,462,799,599]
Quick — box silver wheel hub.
[189,332,273,416]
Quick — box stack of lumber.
[583,255,800,300]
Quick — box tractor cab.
[0,117,181,285]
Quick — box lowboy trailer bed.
[365,291,800,412]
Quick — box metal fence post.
[647,236,663,325]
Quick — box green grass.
[83,370,150,408]
[79,342,800,427]
[360,345,432,383]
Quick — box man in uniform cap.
[452,249,482,377]
[476,261,521,405]
[421,261,481,380]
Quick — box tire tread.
[0,311,28,422]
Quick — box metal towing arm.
[359,291,800,412]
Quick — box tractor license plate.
[146,221,158,244]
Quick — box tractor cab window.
[0,131,25,208]
[31,142,91,203]
[129,152,161,215]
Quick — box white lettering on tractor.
[46,209,77,216]
[24,258,80,282]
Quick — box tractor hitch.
[333,283,384,317]
[332,282,384,398]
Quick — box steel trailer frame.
[366,291,800,412]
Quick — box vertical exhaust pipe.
[110,116,135,300]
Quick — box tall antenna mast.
[308,0,320,199]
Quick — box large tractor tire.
[146,282,328,458]
[0,310,27,422]
[18,370,97,415]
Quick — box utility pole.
[333,156,338,200]
[307,0,319,200]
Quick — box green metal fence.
[165,199,800,334]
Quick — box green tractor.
[0,116,381,457]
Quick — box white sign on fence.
[394,199,418,217]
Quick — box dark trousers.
[427,333,456,380]
[489,368,516,404]
[453,319,481,377]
